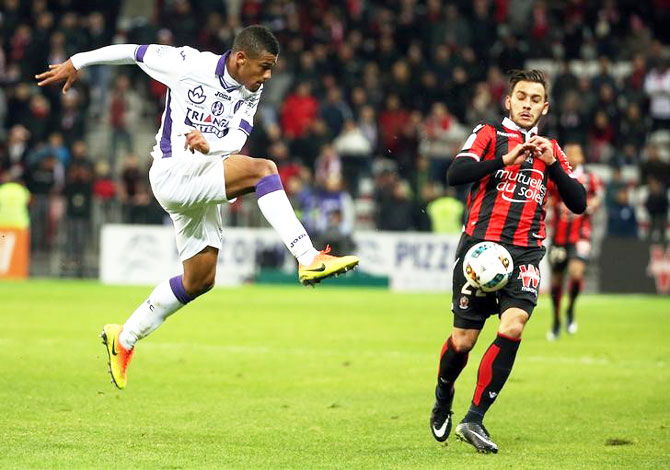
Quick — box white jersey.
[132,45,261,159]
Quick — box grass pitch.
[0,280,668,469]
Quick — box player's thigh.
[223,154,277,199]
[169,203,224,262]
[567,258,586,279]
[498,245,546,317]
[151,157,230,209]
[452,235,498,330]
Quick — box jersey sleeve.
[134,44,197,88]
[455,124,494,161]
[553,141,577,178]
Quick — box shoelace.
[320,245,332,255]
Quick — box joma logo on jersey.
[495,168,547,204]
[518,264,540,294]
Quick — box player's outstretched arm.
[36,44,139,93]
[447,142,536,186]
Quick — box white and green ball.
[463,241,514,292]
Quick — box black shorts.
[549,240,591,271]
[452,233,546,330]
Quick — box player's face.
[505,81,549,129]
[236,51,277,92]
[565,143,585,167]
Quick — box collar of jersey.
[215,50,242,92]
[502,117,538,140]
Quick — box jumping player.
[429,70,586,453]
[547,142,602,340]
[36,25,359,389]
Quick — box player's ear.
[541,101,549,115]
[504,95,511,112]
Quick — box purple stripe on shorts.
[169,275,193,305]
[255,174,283,198]
[215,50,231,76]
[160,91,173,158]
[135,44,149,62]
[239,119,253,135]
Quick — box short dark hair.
[232,25,279,58]
[507,69,548,100]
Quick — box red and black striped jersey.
[549,166,603,245]
[457,117,575,247]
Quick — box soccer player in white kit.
[36,25,359,389]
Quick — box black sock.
[436,335,469,403]
[463,333,521,423]
[567,279,582,323]
[550,284,562,331]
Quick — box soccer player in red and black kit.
[547,142,603,340]
[429,70,586,453]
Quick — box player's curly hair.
[507,69,548,100]
[233,25,280,58]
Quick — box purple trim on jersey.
[255,174,283,198]
[160,91,173,158]
[239,119,253,135]
[169,275,193,305]
[135,45,149,62]
[215,50,230,76]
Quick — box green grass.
[0,280,668,469]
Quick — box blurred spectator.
[333,119,372,196]
[63,152,93,276]
[640,144,670,187]
[421,102,467,183]
[645,177,669,243]
[24,153,64,252]
[618,103,650,155]
[376,172,414,231]
[118,153,150,224]
[109,74,141,169]
[588,111,615,163]
[320,86,353,138]
[606,168,638,238]
[311,176,356,255]
[314,144,342,186]
[427,186,465,234]
[280,81,319,139]
[58,90,86,147]
[644,58,670,130]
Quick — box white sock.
[257,190,319,265]
[119,278,185,349]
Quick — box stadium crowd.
[0,0,669,274]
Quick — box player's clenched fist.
[502,142,536,166]
[183,130,210,154]
[528,135,556,165]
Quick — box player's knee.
[498,321,524,339]
[183,273,215,298]
[256,158,278,178]
[451,334,477,352]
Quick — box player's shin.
[119,275,193,349]
[255,174,319,265]
[566,278,582,323]
[436,335,469,402]
[464,333,521,423]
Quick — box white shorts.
[149,155,232,261]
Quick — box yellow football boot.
[100,324,134,389]
[298,246,359,286]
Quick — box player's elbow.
[569,187,587,214]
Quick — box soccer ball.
[463,242,514,292]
